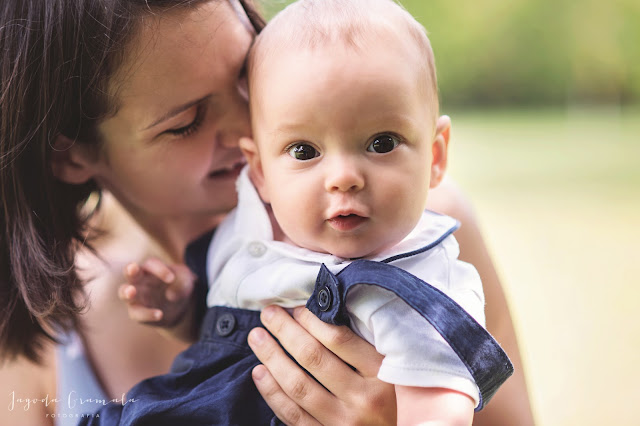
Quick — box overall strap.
[305,259,513,411]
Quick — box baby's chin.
[321,243,386,261]
[287,233,398,260]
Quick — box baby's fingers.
[140,257,175,283]
[124,262,142,281]
[127,303,164,324]
[118,283,137,301]
[164,264,196,302]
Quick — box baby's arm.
[396,385,474,425]
[344,254,486,425]
[118,258,197,343]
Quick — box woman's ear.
[50,134,96,184]
[239,137,270,202]
[430,115,451,189]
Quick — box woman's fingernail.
[248,328,266,346]
[252,365,266,381]
[261,306,275,324]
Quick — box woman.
[0,0,533,424]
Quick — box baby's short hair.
[248,0,439,122]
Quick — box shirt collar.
[233,165,274,241]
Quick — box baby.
[108,0,513,424]
[208,0,512,423]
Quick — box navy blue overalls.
[78,230,513,425]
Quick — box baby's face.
[248,40,442,258]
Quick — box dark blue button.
[216,313,236,337]
[317,286,332,311]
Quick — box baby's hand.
[118,258,195,328]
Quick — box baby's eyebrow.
[142,94,212,131]
[268,119,310,135]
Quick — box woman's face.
[93,1,253,221]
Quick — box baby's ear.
[239,137,270,202]
[430,115,451,189]
[50,134,96,184]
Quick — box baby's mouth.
[327,214,367,231]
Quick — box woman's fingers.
[251,364,322,426]
[258,306,363,395]
[248,326,336,408]
[289,308,398,425]
[292,306,384,378]
[252,306,397,425]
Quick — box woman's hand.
[248,305,396,425]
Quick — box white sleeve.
[345,240,485,407]
[347,285,480,407]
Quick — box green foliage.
[257,0,639,106]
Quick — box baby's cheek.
[385,190,425,230]
[270,197,310,243]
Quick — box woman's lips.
[208,161,244,180]
[327,214,367,231]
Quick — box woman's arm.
[427,178,536,426]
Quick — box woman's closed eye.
[164,104,206,138]
[286,142,320,161]
[366,133,401,154]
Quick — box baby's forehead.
[248,0,439,119]
[251,1,430,59]
[253,2,432,62]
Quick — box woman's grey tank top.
[54,332,108,426]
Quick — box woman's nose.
[324,157,365,193]
[218,92,251,149]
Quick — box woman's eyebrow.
[141,94,212,131]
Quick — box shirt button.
[317,286,332,312]
[216,313,236,337]
[248,241,267,258]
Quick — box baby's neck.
[265,203,294,245]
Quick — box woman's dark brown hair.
[0,0,265,364]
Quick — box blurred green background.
[260,1,639,425]
[261,0,640,107]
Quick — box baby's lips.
[327,214,368,231]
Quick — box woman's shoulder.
[77,192,166,284]
[425,176,476,222]
[82,192,161,259]
[0,343,57,425]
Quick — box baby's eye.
[367,134,400,153]
[287,143,320,161]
